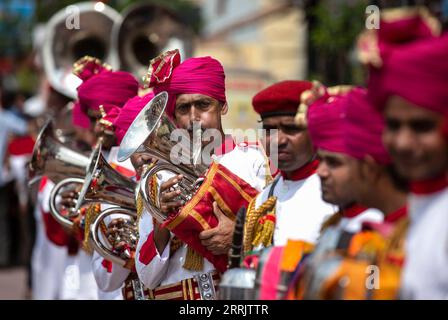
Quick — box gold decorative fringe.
[169,236,183,255]
[320,211,344,234]
[72,55,112,77]
[182,246,204,271]
[82,203,101,254]
[295,80,326,127]
[252,210,276,249]
[136,193,144,226]
[380,217,410,264]
[243,196,277,253]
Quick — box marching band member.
[134,50,270,300]
[90,92,154,300]
[368,25,448,299]
[306,85,383,233]
[62,56,139,299]
[295,88,408,300]
[243,80,336,254]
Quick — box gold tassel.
[320,211,344,234]
[243,196,277,253]
[83,203,101,254]
[136,193,144,226]
[169,236,183,255]
[252,210,276,248]
[183,246,204,271]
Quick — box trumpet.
[117,91,208,223]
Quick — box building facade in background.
[195,0,308,130]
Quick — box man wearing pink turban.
[71,56,139,149]
[306,88,383,234]
[341,88,407,225]
[63,56,139,300]
[365,11,448,299]
[296,88,408,300]
[90,92,155,300]
[134,50,270,300]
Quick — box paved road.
[0,267,28,300]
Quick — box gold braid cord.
[183,246,204,271]
[83,203,101,254]
[243,196,277,253]
[136,193,144,226]
[380,217,410,264]
[319,211,344,234]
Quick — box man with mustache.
[134,50,270,300]
[368,28,448,299]
[243,80,335,254]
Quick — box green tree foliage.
[308,0,368,85]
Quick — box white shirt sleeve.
[135,211,172,289]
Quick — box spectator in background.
[0,87,29,268]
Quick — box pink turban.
[99,92,155,145]
[359,9,447,116]
[344,88,391,165]
[71,56,139,127]
[113,92,155,145]
[144,49,226,119]
[307,94,348,154]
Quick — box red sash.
[162,162,259,272]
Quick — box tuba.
[117,91,208,223]
[113,2,194,81]
[28,119,91,185]
[43,2,120,98]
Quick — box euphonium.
[73,144,137,213]
[28,119,91,185]
[89,206,138,267]
[49,143,137,229]
[117,91,208,223]
[48,143,102,229]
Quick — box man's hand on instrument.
[59,184,81,212]
[159,174,184,214]
[199,202,235,255]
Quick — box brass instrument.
[117,91,207,223]
[73,144,137,214]
[47,143,102,229]
[28,119,90,185]
[113,2,194,80]
[90,206,138,267]
[42,2,120,98]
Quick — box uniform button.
[202,283,210,290]
[200,274,208,281]
[205,293,212,299]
